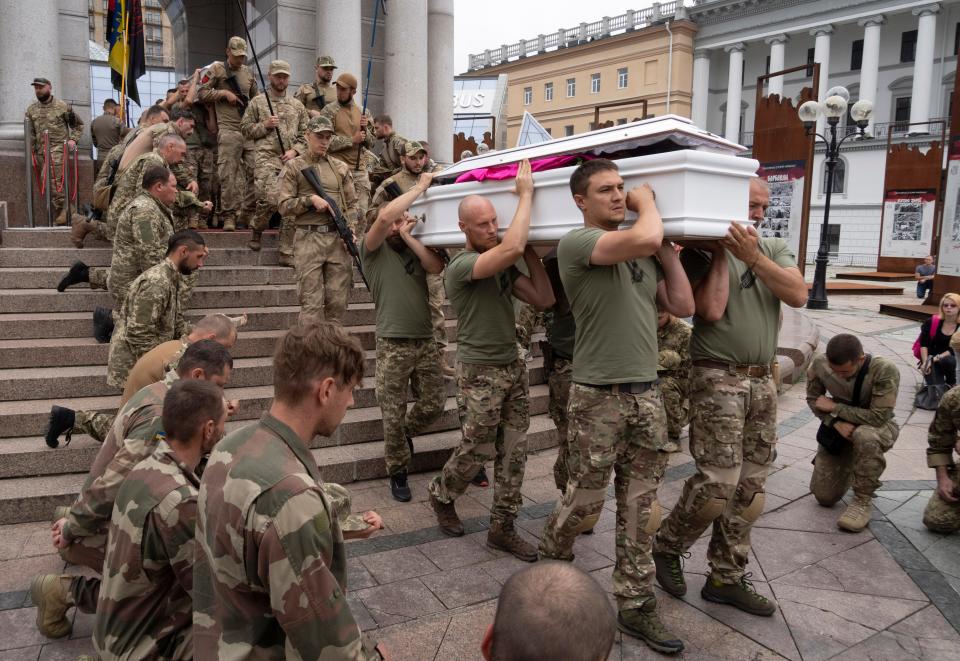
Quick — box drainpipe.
[665,20,673,114]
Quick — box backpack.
[913,315,941,361]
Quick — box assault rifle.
[312,82,326,110]
[299,166,369,290]
[224,73,249,115]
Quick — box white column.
[857,15,884,134]
[427,0,454,162]
[764,34,788,97]
[385,0,429,139]
[724,43,745,143]
[0,0,60,140]
[909,4,940,132]
[317,0,362,85]
[811,25,833,136]
[691,50,711,129]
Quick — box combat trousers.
[89,267,109,292]
[428,360,530,524]
[427,273,448,348]
[293,226,352,323]
[186,145,218,227]
[354,168,371,228]
[514,302,541,357]
[73,409,115,444]
[251,158,284,232]
[546,356,573,491]
[58,531,105,614]
[655,366,778,585]
[216,128,256,226]
[660,374,690,444]
[34,149,67,224]
[375,337,446,475]
[923,468,960,533]
[539,383,670,611]
[809,422,898,503]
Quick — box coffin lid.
[437,115,746,181]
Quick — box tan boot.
[248,229,263,252]
[188,216,199,229]
[278,253,295,268]
[70,215,95,249]
[222,217,236,232]
[429,493,464,537]
[30,574,74,638]
[439,347,455,377]
[487,520,538,561]
[838,494,873,532]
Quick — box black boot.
[390,471,412,502]
[93,307,114,344]
[45,406,75,449]
[56,261,89,292]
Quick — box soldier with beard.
[320,73,375,224]
[294,55,337,117]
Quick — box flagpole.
[120,2,129,124]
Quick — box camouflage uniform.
[197,59,259,228]
[106,259,189,389]
[107,191,174,309]
[320,98,375,222]
[194,413,381,659]
[93,438,198,660]
[240,85,308,257]
[276,138,359,324]
[541,254,575,492]
[369,131,408,191]
[657,316,692,446]
[294,80,336,116]
[179,102,219,228]
[923,387,960,533]
[25,95,84,222]
[806,353,900,504]
[144,121,198,230]
[72,410,115,444]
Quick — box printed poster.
[938,136,960,275]
[880,189,937,259]
[757,160,805,258]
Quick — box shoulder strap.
[931,315,941,338]
[852,355,872,408]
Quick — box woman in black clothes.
[919,293,960,386]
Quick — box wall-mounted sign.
[880,189,937,259]
[758,160,806,258]
[453,91,495,115]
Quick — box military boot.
[838,493,873,532]
[30,574,75,638]
[56,261,89,292]
[222,216,236,232]
[487,520,538,561]
[390,471,412,502]
[93,307,115,344]
[188,216,199,230]
[248,229,263,252]
[617,600,685,654]
[278,253,295,268]
[653,551,690,597]
[439,347,455,377]
[429,492,464,537]
[44,406,75,449]
[701,574,777,616]
[70,215,96,249]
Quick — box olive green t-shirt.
[544,255,575,359]
[360,240,433,339]
[445,250,520,365]
[558,227,662,384]
[682,237,796,365]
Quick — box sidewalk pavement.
[2,283,960,660]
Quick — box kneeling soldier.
[922,386,960,534]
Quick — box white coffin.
[410,115,758,247]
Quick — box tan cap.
[227,36,247,56]
[404,140,427,157]
[268,60,291,76]
[316,55,337,68]
[334,73,358,90]
[307,116,334,133]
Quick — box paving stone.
[373,502,440,535]
[919,534,960,580]
[421,565,502,610]
[36,637,94,660]
[345,594,378,632]
[354,578,447,626]
[830,630,960,660]
[346,563,378,590]
[886,492,945,553]
[756,493,849,533]
[0,607,55,650]
[0,647,40,661]
[751,528,871,580]
[418,535,497,570]
[0,523,36,560]
[434,601,497,659]
[475,555,535,584]
[0,555,63,593]
[358,546,438,584]
[373,614,450,661]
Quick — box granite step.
[0,413,560,525]
[0,265,298,289]
[0,246,283,268]
[0,227,281,249]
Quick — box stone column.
[428,0,454,162]
[909,4,940,132]
[0,0,61,141]
[724,43,745,143]
[385,0,428,139]
[811,25,833,136]
[857,15,884,134]
[318,0,362,84]
[765,34,788,97]
[691,50,710,129]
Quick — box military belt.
[297,223,334,233]
[578,380,658,395]
[693,359,770,378]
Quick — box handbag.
[816,356,871,455]
[913,315,941,362]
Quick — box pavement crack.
[432,617,453,660]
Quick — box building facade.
[89,0,176,68]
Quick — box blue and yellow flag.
[106,0,146,106]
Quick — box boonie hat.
[307,116,334,133]
[268,60,292,76]
[316,55,337,69]
[227,36,248,56]
[334,73,358,90]
[404,140,427,157]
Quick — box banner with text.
[938,137,960,275]
[880,189,937,259]
[758,160,805,257]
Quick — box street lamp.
[797,86,873,310]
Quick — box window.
[564,125,575,136]
[851,39,863,71]
[894,96,912,125]
[591,73,601,94]
[824,224,841,254]
[523,86,532,105]
[805,47,815,77]
[954,22,960,55]
[901,30,918,63]
[544,82,553,102]
[618,67,628,89]
[566,78,576,97]
[822,157,846,195]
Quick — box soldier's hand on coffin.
[398,215,418,236]
[187,180,199,194]
[263,115,280,129]
[415,171,435,192]
[721,222,760,266]
[514,159,534,197]
[310,194,330,213]
[625,184,655,213]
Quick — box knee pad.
[739,491,765,524]
[644,500,663,535]
[690,495,727,528]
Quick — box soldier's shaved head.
[141,104,169,124]
[482,562,616,661]
[157,133,186,150]
[458,194,493,222]
[191,314,239,347]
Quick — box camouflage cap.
[315,55,337,69]
[227,36,247,56]
[334,72,358,90]
[404,140,427,156]
[306,116,334,134]
[31,77,51,87]
[268,60,292,76]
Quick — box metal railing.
[468,1,682,69]
[738,116,949,150]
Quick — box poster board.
[936,136,960,277]
[757,160,806,253]
[879,189,937,258]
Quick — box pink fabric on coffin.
[453,154,595,183]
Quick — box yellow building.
[463,19,698,146]
[89,0,175,69]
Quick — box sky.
[453,1,671,74]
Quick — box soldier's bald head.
[458,194,494,223]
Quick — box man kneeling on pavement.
[922,384,960,535]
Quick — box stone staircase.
[0,227,560,525]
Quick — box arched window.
[822,156,846,195]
